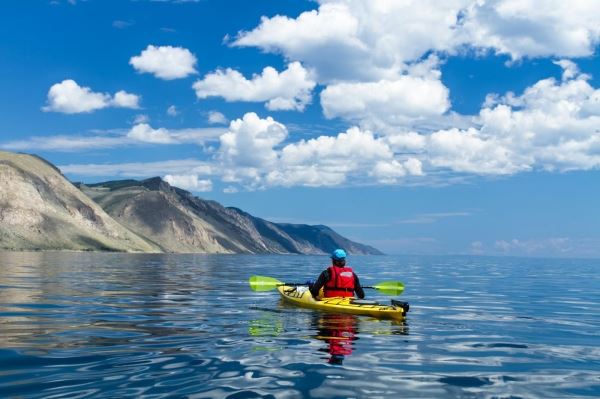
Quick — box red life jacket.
[324,266,355,297]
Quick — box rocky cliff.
[0,151,160,252]
[80,177,382,255]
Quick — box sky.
[1,0,600,258]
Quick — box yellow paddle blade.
[249,275,283,291]
[372,281,405,295]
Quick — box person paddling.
[309,249,365,299]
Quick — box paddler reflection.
[312,313,359,365]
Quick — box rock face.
[80,177,383,255]
[0,151,160,252]
[0,150,382,255]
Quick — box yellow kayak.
[277,285,408,320]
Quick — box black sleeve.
[310,269,329,298]
[354,274,365,299]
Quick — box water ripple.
[0,253,599,398]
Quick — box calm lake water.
[0,252,598,398]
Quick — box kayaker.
[309,249,365,299]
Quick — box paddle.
[249,275,404,295]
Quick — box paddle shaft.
[249,275,404,295]
[278,282,379,290]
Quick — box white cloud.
[416,60,600,175]
[321,74,450,125]
[459,1,600,60]
[280,126,391,166]
[42,79,140,114]
[207,111,228,125]
[167,105,178,116]
[233,1,472,82]
[193,62,316,111]
[26,59,600,189]
[234,0,600,81]
[219,112,287,168]
[130,45,197,80]
[59,159,213,178]
[427,127,525,174]
[370,159,424,184]
[127,123,176,144]
[233,3,368,81]
[163,174,212,192]
[1,125,225,152]
[126,123,225,145]
[112,90,141,109]
[268,126,423,187]
[385,131,428,153]
[2,135,128,152]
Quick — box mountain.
[79,177,382,255]
[0,151,160,252]
[0,150,381,254]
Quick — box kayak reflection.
[312,313,359,365]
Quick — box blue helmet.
[331,249,347,260]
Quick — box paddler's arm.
[310,270,329,299]
[353,274,365,299]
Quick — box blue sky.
[2,0,600,257]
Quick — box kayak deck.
[277,285,408,320]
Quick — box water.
[0,252,599,398]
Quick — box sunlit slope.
[0,151,160,252]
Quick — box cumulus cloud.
[370,159,424,184]
[271,126,393,186]
[233,3,368,81]
[267,127,422,186]
[398,60,600,176]
[113,90,141,108]
[219,112,287,168]
[214,114,424,188]
[228,0,600,175]
[193,62,316,111]
[231,62,600,187]
[42,79,140,114]
[234,0,600,81]
[459,1,600,60]
[321,74,450,125]
[163,174,212,192]
[207,111,228,125]
[232,1,474,82]
[27,58,600,190]
[127,124,177,144]
[280,127,390,165]
[130,45,197,80]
